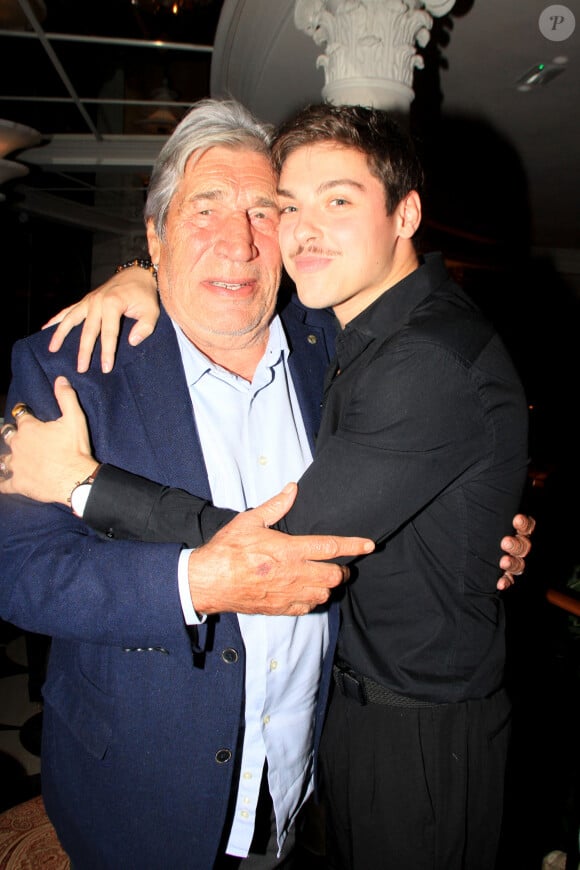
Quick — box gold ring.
[1,423,16,440]
[11,403,32,419]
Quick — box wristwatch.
[69,464,101,517]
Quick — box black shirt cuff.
[83,463,236,546]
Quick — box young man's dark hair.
[271,102,425,214]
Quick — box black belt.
[333,663,442,708]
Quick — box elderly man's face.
[148,145,282,355]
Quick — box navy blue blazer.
[0,295,339,869]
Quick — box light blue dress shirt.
[173,316,329,858]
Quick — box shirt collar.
[171,314,288,389]
[334,252,446,372]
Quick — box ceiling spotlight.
[131,0,214,13]
[516,62,566,91]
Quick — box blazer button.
[215,749,232,764]
[221,648,239,664]
[307,334,318,345]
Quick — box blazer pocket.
[42,668,113,760]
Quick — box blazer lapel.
[280,296,337,452]
[122,311,213,499]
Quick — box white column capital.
[294,0,457,112]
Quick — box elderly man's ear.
[146,218,161,265]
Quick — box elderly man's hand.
[188,483,375,617]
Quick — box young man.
[1,102,531,869]
[271,103,528,869]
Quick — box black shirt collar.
[334,252,447,372]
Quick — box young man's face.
[277,142,419,326]
[148,145,282,354]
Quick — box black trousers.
[320,684,511,870]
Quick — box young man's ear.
[146,218,161,264]
[398,191,421,239]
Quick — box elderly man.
[0,98,380,869]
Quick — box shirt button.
[215,749,232,764]
[307,334,318,345]
[241,810,250,819]
[242,771,252,780]
[270,659,278,671]
[258,455,268,466]
[221,648,239,664]
[263,715,270,726]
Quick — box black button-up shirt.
[280,253,529,702]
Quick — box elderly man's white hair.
[145,98,274,239]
